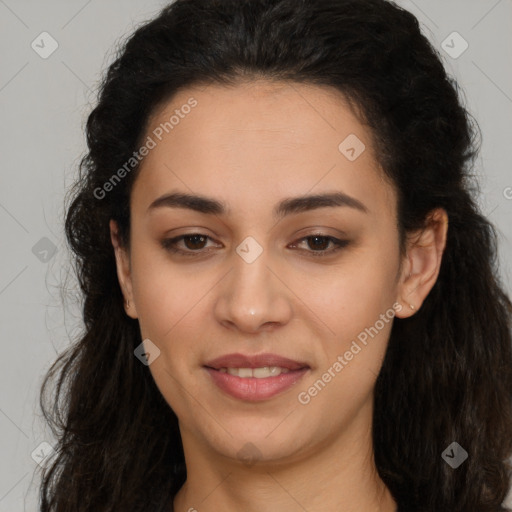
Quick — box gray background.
[0,0,511,509]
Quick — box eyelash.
[161,233,350,258]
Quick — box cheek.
[129,244,217,404]
[302,250,399,336]
[130,252,208,412]
[130,242,207,337]
[296,267,397,431]
[300,242,400,386]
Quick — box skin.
[110,79,448,512]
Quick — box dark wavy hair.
[38,0,512,510]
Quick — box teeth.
[236,368,253,378]
[221,367,291,378]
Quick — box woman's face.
[112,80,413,466]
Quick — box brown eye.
[161,233,349,258]
[161,233,218,257]
[306,235,330,251]
[182,234,208,250]
[290,235,350,257]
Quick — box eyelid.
[161,233,220,256]
[289,235,349,256]
[161,232,350,258]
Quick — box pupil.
[309,236,328,250]
[185,235,206,249]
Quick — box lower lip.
[204,367,309,401]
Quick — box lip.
[204,352,310,402]
[204,352,309,371]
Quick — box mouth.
[203,352,310,401]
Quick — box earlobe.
[395,208,448,319]
[109,219,138,319]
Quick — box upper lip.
[204,352,309,371]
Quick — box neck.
[173,398,397,512]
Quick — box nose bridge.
[214,234,292,331]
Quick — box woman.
[39,0,512,510]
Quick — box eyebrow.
[147,191,368,218]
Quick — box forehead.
[146,79,370,156]
[131,80,395,220]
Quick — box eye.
[289,235,350,257]
[161,233,219,256]
[161,233,349,258]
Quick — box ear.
[110,219,138,319]
[395,208,448,319]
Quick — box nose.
[213,246,293,334]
